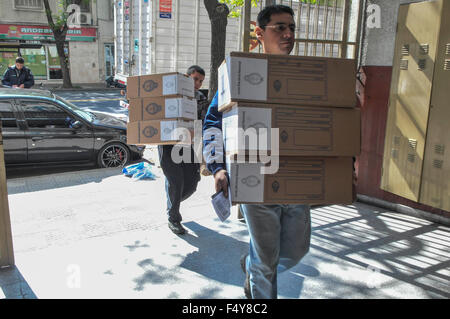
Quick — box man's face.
[255,12,295,55]
[189,71,205,91]
[15,62,24,70]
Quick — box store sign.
[159,0,172,19]
[0,24,97,42]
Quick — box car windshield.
[54,94,95,122]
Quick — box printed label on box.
[229,161,264,203]
[181,97,197,119]
[178,74,195,97]
[160,121,176,141]
[218,59,232,108]
[223,107,272,153]
[231,57,268,101]
[163,74,177,95]
[165,98,181,118]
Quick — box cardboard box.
[126,72,195,99]
[226,156,353,205]
[127,119,194,145]
[128,96,198,122]
[218,52,356,111]
[222,103,361,156]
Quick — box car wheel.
[97,143,130,168]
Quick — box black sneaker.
[168,221,186,235]
[240,254,251,299]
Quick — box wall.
[69,41,100,83]
[0,0,56,24]
[96,0,114,81]
[361,0,432,66]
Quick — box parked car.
[0,88,144,168]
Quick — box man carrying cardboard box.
[186,65,211,177]
[203,5,311,298]
[158,65,207,235]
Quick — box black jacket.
[2,66,35,88]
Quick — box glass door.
[104,43,115,78]
[0,48,19,78]
[20,47,47,80]
[47,45,63,79]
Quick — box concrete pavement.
[1,148,449,299]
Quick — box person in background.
[202,5,311,299]
[186,65,211,177]
[157,65,208,235]
[2,56,35,88]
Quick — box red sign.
[0,24,97,42]
[159,0,172,12]
[159,0,172,18]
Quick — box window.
[0,101,17,128]
[67,0,90,12]
[14,0,43,10]
[21,100,73,129]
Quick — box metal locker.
[381,0,443,202]
[419,0,450,211]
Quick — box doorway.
[104,43,114,78]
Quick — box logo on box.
[142,126,158,138]
[143,80,158,92]
[244,72,264,85]
[145,103,162,115]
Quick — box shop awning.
[0,24,97,42]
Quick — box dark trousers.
[158,145,200,223]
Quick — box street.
[5,89,131,179]
[56,89,128,119]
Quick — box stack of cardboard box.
[219,52,360,205]
[126,72,197,145]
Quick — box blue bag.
[122,162,155,180]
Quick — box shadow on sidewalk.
[309,203,450,298]
[0,266,37,299]
[6,167,123,195]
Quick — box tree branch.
[43,0,55,29]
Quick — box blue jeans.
[158,145,200,223]
[240,204,311,299]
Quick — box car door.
[18,98,95,163]
[0,99,27,164]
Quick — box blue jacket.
[202,92,226,175]
[2,66,35,88]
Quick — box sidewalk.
[1,151,449,299]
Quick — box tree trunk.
[43,0,74,88]
[55,37,72,88]
[204,0,229,102]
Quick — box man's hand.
[214,169,228,198]
[12,85,18,88]
[19,84,25,88]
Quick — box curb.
[357,194,450,226]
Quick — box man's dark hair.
[186,65,205,76]
[15,57,25,64]
[257,4,294,28]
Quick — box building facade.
[0,0,114,84]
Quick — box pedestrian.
[157,65,208,235]
[186,65,211,177]
[202,4,311,299]
[187,65,208,121]
[2,56,35,88]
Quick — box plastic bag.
[122,162,156,180]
